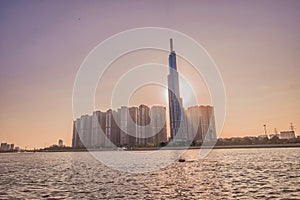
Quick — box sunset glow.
[0,1,299,149]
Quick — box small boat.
[116,147,127,151]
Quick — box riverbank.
[2,143,299,153]
[131,143,300,151]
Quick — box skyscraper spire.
[170,38,173,52]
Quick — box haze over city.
[1,1,300,149]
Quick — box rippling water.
[0,148,299,199]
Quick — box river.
[0,148,299,199]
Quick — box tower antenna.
[170,38,173,52]
[290,123,294,131]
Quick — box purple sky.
[0,0,300,148]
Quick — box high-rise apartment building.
[81,115,92,147]
[150,106,167,144]
[186,105,217,142]
[91,111,106,148]
[128,107,138,145]
[137,104,151,145]
[199,106,217,141]
[186,106,202,142]
[119,106,130,145]
[105,109,119,147]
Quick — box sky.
[0,0,299,149]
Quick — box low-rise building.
[269,133,280,139]
[0,143,14,151]
[280,131,296,140]
[258,135,268,140]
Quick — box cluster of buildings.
[268,130,297,140]
[219,124,298,144]
[258,123,297,140]
[72,105,166,148]
[0,143,15,151]
[72,39,217,149]
[72,104,216,148]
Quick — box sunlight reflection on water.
[0,148,299,199]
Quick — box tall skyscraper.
[168,39,186,141]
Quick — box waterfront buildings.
[71,39,217,148]
[73,105,168,148]
[72,104,216,148]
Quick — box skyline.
[72,36,219,149]
[71,103,217,149]
[1,1,300,149]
